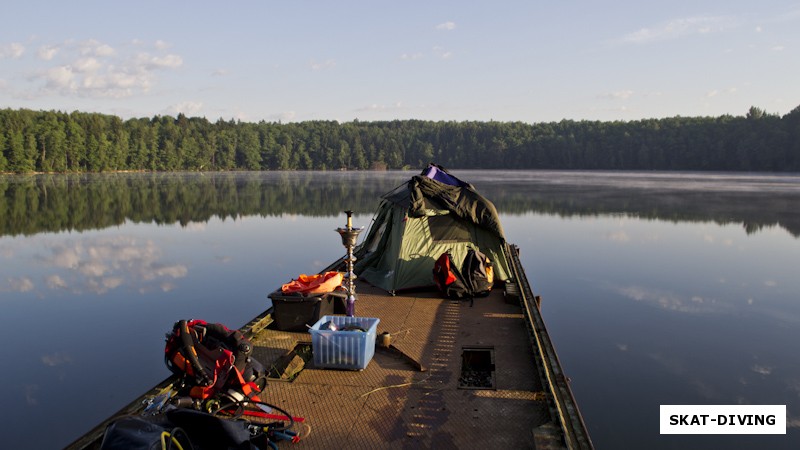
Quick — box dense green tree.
[7,130,31,172]
[35,113,67,172]
[236,125,261,170]
[215,121,237,170]
[0,132,7,172]
[1,105,800,173]
[65,114,86,171]
[351,138,367,170]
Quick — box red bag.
[433,251,469,299]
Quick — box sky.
[1,1,798,124]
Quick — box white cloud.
[599,90,634,100]
[706,87,738,98]
[605,231,630,242]
[102,277,124,290]
[153,265,189,279]
[436,21,456,31]
[164,101,204,116]
[37,45,59,61]
[45,65,76,91]
[621,16,737,44]
[771,45,785,52]
[50,245,81,268]
[0,42,25,59]
[433,46,453,59]
[80,261,108,277]
[616,285,724,314]
[151,54,183,69]
[134,52,183,70]
[40,236,188,295]
[20,39,182,99]
[310,59,336,71]
[751,365,772,375]
[95,44,115,57]
[46,275,68,290]
[8,277,35,292]
[41,352,73,367]
[78,39,115,57]
[73,57,102,73]
[355,101,406,113]
[400,52,423,61]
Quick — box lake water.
[1,170,798,449]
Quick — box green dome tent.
[355,165,511,294]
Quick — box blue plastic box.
[309,315,380,370]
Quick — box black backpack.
[433,248,493,302]
[462,248,493,298]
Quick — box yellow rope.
[160,431,185,450]
[358,373,433,398]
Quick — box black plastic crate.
[269,293,336,332]
[269,291,346,331]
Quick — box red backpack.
[433,251,470,299]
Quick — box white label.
[660,405,786,434]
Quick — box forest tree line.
[1,105,799,173]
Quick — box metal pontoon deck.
[66,245,592,449]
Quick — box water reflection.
[1,235,188,296]
[1,171,799,237]
[514,211,800,449]
[0,171,798,450]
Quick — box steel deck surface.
[249,282,554,449]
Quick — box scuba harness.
[102,319,306,450]
[164,319,266,402]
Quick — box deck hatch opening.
[267,342,312,382]
[458,346,496,390]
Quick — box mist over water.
[0,171,797,449]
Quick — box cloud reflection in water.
[26,235,188,295]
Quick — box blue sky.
[1,1,798,123]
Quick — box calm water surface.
[0,171,798,449]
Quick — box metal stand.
[336,210,363,317]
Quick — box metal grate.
[458,347,496,389]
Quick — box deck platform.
[252,282,550,449]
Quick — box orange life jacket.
[281,271,343,294]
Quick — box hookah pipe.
[336,210,363,317]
